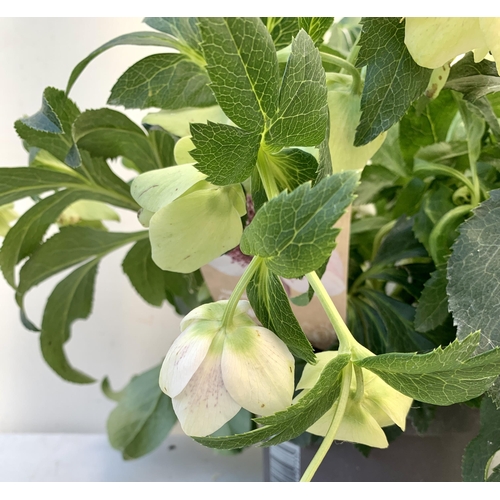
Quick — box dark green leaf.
[16,227,146,308]
[415,141,469,164]
[0,188,128,288]
[199,17,279,133]
[409,401,436,434]
[0,167,86,206]
[66,32,184,94]
[15,88,81,167]
[298,18,334,46]
[190,122,261,185]
[241,171,358,278]
[73,109,167,172]
[392,178,426,218]
[356,332,500,405]
[40,259,99,383]
[265,30,328,148]
[108,54,215,110]
[107,365,177,460]
[415,265,449,333]
[261,17,299,50]
[355,18,432,146]
[195,354,349,450]
[463,395,500,481]
[246,263,315,363]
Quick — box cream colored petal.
[174,136,196,165]
[405,18,483,69]
[222,326,295,415]
[142,106,229,137]
[137,208,154,227]
[180,301,228,331]
[225,184,247,217]
[479,18,500,74]
[58,200,119,226]
[296,351,338,390]
[172,349,241,437]
[130,164,207,212]
[159,321,219,398]
[0,204,18,237]
[149,188,243,273]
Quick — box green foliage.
[261,17,300,50]
[355,18,432,146]
[298,18,334,46]
[194,354,349,450]
[357,332,500,405]
[246,263,316,364]
[107,365,177,460]
[462,395,500,481]
[241,171,358,278]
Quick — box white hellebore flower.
[296,351,413,448]
[405,18,500,73]
[131,164,246,273]
[159,300,295,437]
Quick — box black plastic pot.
[264,405,479,482]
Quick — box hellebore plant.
[4,17,500,482]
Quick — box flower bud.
[131,164,246,273]
[296,351,413,448]
[159,300,295,437]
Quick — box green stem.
[469,158,481,208]
[221,256,262,328]
[306,271,355,354]
[257,149,280,200]
[300,364,353,482]
[371,219,397,262]
[320,52,362,95]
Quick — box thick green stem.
[306,271,356,354]
[257,149,280,200]
[320,52,362,95]
[371,219,396,263]
[221,256,262,328]
[353,365,364,403]
[300,364,353,482]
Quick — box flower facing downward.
[296,351,413,448]
[159,300,295,437]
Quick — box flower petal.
[405,18,483,69]
[149,188,243,273]
[131,164,207,212]
[479,18,500,74]
[222,326,295,415]
[159,321,219,398]
[174,136,195,165]
[172,349,241,437]
[296,351,337,390]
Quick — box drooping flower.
[296,351,413,448]
[404,18,500,73]
[131,164,246,273]
[57,200,119,226]
[159,300,295,437]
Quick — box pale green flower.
[131,164,246,273]
[296,351,413,448]
[160,300,295,436]
[0,204,18,237]
[58,200,119,226]
[405,18,500,72]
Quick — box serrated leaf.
[261,17,300,50]
[0,188,130,289]
[265,29,328,148]
[463,395,500,481]
[0,167,86,205]
[415,265,449,333]
[356,332,500,405]
[190,122,261,185]
[107,365,177,459]
[448,190,500,360]
[73,109,172,172]
[66,31,185,94]
[298,18,334,46]
[198,17,280,133]
[194,354,349,450]
[108,53,215,110]
[16,227,146,311]
[354,18,432,146]
[241,171,358,278]
[15,88,81,167]
[246,263,315,364]
[40,259,99,383]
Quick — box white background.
[0,17,185,433]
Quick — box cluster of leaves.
[4,17,500,479]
